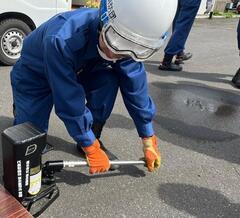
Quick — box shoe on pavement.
[177,52,193,61]
[175,52,193,65]
[158,62,183,71]
[231,68,240,89]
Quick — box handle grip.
[63,160,145,168]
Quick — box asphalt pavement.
[0,18,240,218]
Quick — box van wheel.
[0,19,32,66]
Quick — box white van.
[1,0,213,66]
[0,0,86,65]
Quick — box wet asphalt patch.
[150,82,240,142]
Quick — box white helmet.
[99,0,178,61]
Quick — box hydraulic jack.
[1,122,145,217]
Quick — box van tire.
[0,19,32,66]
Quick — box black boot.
[159,54,182,71]
[175,51,192,65]
[231,68,240,89]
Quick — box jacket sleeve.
[115,59,156,138]
[43,36,95,146]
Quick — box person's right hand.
[82,139,110,174]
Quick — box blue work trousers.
[165,0,201,56]
[12,63,118,133]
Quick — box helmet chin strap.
[97,45,118,63]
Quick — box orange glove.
[82,139,110,174]
[142,135,161,172]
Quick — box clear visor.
[103,25,157,61]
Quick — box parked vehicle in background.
[225,0,240,14]
[0,0,87,65]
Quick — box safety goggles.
[102,25,162,61]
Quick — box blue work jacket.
[12,8,155,146]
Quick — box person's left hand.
[142,135,161,172]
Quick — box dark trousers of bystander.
[231,19,240,88]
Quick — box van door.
[19,0,57,27]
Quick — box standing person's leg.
[231,19,240,88]
[159,1,183,71]
[237,19,240,52]
[11,62,53,132]
[172,0,181,32]
[159,0,201,71]
[174,0,201,64]
[77,65,119,161]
